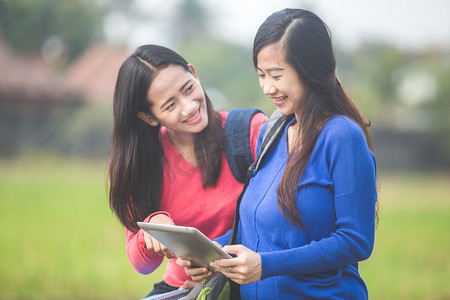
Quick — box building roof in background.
[0,34,130,105]
[0,35,69,104]
[64,43,130,104]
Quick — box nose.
[261,79,276,95]
[180,97,197,117]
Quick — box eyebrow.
[159,79,193,110]
[256,67,285,72]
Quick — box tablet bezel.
[137,222,231,270]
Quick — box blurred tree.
[171,0,210,45]
[0,0,106,62]
[180,38,269,112]
[338,44,450,169]
[338,43,408,127]
[420,52,450,166]
[168,0,268,112]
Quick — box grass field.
[0,156,449,299]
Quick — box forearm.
[125,211,172,274]
[126,227,164,274]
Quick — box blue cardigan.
[216,115,377,299]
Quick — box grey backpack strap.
[229,110,293,245]
[253,110,293,173]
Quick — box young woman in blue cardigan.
[178,8,378,299]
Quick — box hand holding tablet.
[137,222,231,270]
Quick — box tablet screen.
[137,222,231,269]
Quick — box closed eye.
[164,103,175,111]
[185,84,194,94]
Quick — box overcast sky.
[106,0,450,51]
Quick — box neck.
[167,129,197,166]
[167,129,195,148]
[294,109,302,124]
[287,118,301,155]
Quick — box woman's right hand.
[176,257,215,282]
[143,213,177,259]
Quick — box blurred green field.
[0,157,449,299]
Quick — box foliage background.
[1,0,449,299]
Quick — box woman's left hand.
[176,257,215,282]
[180,280,198,290]
[210,244,262,285]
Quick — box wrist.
[146,211,172,222]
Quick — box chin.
[200,119,209,131]
[276,107,293,116]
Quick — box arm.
[126,211,176,274]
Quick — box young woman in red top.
[108,44,266,297]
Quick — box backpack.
[224,108,263,183]
[224,108,293,183]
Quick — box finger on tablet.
[181,280,197,289]
[152,239,163,255]
[144,233,154,251]
[189,269,214,282]
[176,257,192,268]
[162,246,176,258]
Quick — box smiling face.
[256,42,308,117]
[138,64,209,136]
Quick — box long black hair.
[253,9,375,228]
[109,45,225,232]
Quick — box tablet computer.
[137,222,231,270]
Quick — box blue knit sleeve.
[260,117,377,278]
[214,229,232,247]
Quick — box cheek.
[299,86,308,101]
[258,78,264,90]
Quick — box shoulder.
[223,109,267,134]
[251,112,268,129]
[218,111,228,127]
[314,116,376,177]
[158,127,173,151]
[159,126,169,142]
[218,111,228,119]
[223,109,267,122]
[316,115,372,156]
[321,115,366,141]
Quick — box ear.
[137,112,159,127]
[188,63,199,80]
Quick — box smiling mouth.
[184,107,200,123]
[273,96,287,102]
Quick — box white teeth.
[185,108,199,122]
